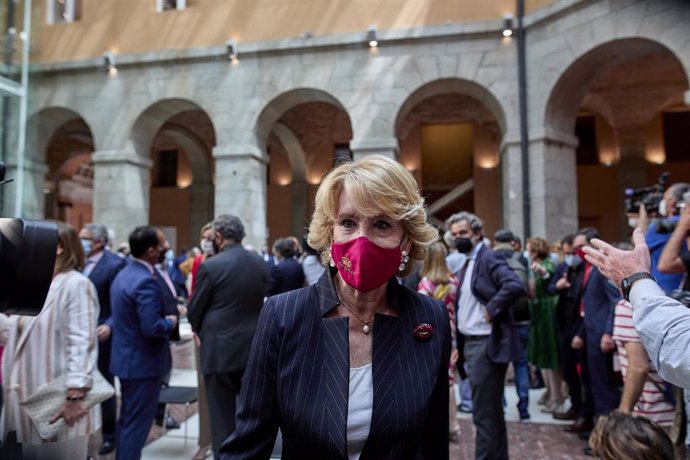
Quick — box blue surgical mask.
[549,252,560,264]
[81,239,92,255]
[165,249,175,263]
[564,254,581,267]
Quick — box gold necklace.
[340,302,375,334]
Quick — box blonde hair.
[308,155,438,277]
[420,241,450,285]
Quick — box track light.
[103,51,117,75]
[226,40,238,61]
[502,14,514,37]
[367,26,378,48]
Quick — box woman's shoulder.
[264,284,320,323]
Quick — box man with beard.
[446,212,525,460]
[110,226,178,460]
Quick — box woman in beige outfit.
[0,221,100,459]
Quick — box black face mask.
[157,248,167,264]
[212,238,221,255]
[455,237,474,254]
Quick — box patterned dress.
[418,274,460,384]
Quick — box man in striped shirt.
[612,298,675,425]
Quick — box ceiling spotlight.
[226,40,238,61]
[367,26,378,48]
[502,14,514,37]
[103,51,116,74]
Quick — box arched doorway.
[395,79,505,235]
[546,39,690,241]
[256,89,353,246]
[131,99,216,252]
[23,108,95,227]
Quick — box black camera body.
[624,172,669,214]
[0,161,58,315]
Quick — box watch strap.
[622,271,655,301]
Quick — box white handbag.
[20,371,115,440]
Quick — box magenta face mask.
[331,236,402,293]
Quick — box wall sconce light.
[367,26,378,48]
[103,51,117,75]
[226,40,238,61]
[502,14,514,37]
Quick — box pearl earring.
[399,250,410,272]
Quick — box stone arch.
[256,88,353,241]
[128,98,214,159]
[26,107,95,162]
[545,38,689,136]
[395,78,507,141]
[394,78,505,233]
[255,88,350,152]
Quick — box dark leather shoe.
[578,430,592,441]
[98,440,116,455]
[564,418,594,433]
[553,408,577,420]
[155,415,181,429]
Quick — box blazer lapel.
[315,271,349,457]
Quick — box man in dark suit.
[546,234,595,426]
[565,228,621,448]
[267,237,305,296]
[188,214,270,456]
[446,212,525,460]
[79,223,126,455]
[110,226,178,460]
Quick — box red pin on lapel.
[413,323,433,341]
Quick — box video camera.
[624,172,669,214]
[0,161,58,315]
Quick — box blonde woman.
[0,222,100,459]
[417,241,461,442]
[221,155,450,459]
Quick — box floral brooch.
[413,323,433,341]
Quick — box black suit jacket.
[566,263,620,341]
[87,250,126,325]
[220,271,451,460]
[187,244,270,374]
[267,257,305,296]
[461,244,525,363]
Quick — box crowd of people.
[0,155,689,460]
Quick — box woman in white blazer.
[0,221,100,459]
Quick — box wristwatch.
[621,272,656,302]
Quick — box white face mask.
[659,199,668,217]
[628,217,639,229]
[200,239,214,255]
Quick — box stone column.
[189,181,214,246]
[92,150,152,246]
[350,138,399,161]
[213,145,268,249]
[500,140,524,237]
[1,157,49,219]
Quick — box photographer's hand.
[657,204,690,274]
[582,228,651,288]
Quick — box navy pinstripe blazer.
[219,271,451,459]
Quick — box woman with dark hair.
[590,410,673,460]
[0,221,100,459]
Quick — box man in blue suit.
[110,226,178,460]
[267,237,305,296]
[570,228,621,427]
[79,223,126,455]
[447,212,525,460]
